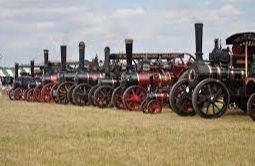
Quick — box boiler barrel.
[188,63,245,87]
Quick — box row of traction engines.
[169,23,255,120]
[9,40,195,113]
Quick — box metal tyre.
[147,99,162,114]
[56,82,73,104]
[169,79,195,116]
[88,85,99,106]
[41,83,55,103]
[67,85,76,105]
[72,83,92,106]
[94,85,114,108]
[33,85,43,102]
[25,88,35,102]
[8,88,15,100]
[192,79,230,119]
[111,86,125,110]
[13,87,26,100]
[247,93,255,121]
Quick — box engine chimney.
[104,46,110,78]
[79,41,85,70]
[125,39,133,72]
[60,45,67,71]
[195,23,203,61]
[214,38,219,50]
[14,63,19,80]
[44,49,49,66]
[30,60,34,78]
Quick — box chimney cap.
[43,49,49,53]
[104,46,110,52]
[79,41,85,47]
[125,38,133,44]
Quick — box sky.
[0,0,255,67]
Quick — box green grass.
[0,96,255,166]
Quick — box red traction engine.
[111,39,195,112]
[9,61,42,101]
[30,49,60,103]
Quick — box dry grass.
[0,96,255,166]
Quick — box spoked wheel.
[88,85,99,106]
[169,79,195,116]
[51,83,59,103]
[67,85,76,105]
[72,83,92,106]
[13,87,26,100]
[25,88,35,102]
[192,79,230,119]
[33,85,43,102]
[56,82,73,104]
[94,85,114,108]
[247,94,255,121]
[111,86,125,110]
[123,85,147,111]
[8,88,15,100]
[41,83,55,103]
[147,99,162,114]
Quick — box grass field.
[0,96,255,166]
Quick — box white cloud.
[0,0,253,66]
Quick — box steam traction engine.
[170,23,255,119]
[52,42,103,106]
[9,61,42,101]
[91,47,123,108]
[111,39,194,112]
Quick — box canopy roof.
[226,32,255,45]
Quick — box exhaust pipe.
[30,60,34,78]
[104,46,110,78]
[14,63,19,80]
[195,23,203,61]
[125,39,133,72]
[79,41,85,70]
[60,45,67,71]
[44,49,49,66]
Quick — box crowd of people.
[0,76,13,96]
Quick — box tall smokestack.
[30,60,34,78]
[195,23,203,61]
[60,45,67,71]
[125,39,133,72]
[104,46,110,78]
[79,41,85,70]
[15,63,19,80]
[44,49,49,66]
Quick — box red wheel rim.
[33,85,43,102]
[147,100,162,114]
[41,83,54,103]
[123,86,147,111]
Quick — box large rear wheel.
[192,79,230,119]
[169,79,195,116]
[88,85,99,106]
[94,85,114,108]
[33,85,43,102]
[72,83,92,106]
[41,83,55,103]
[247,93,255,121]
[111,86,125,110]
[13,87,26,100]
[123,85,147,111]
[56,82,73,104]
